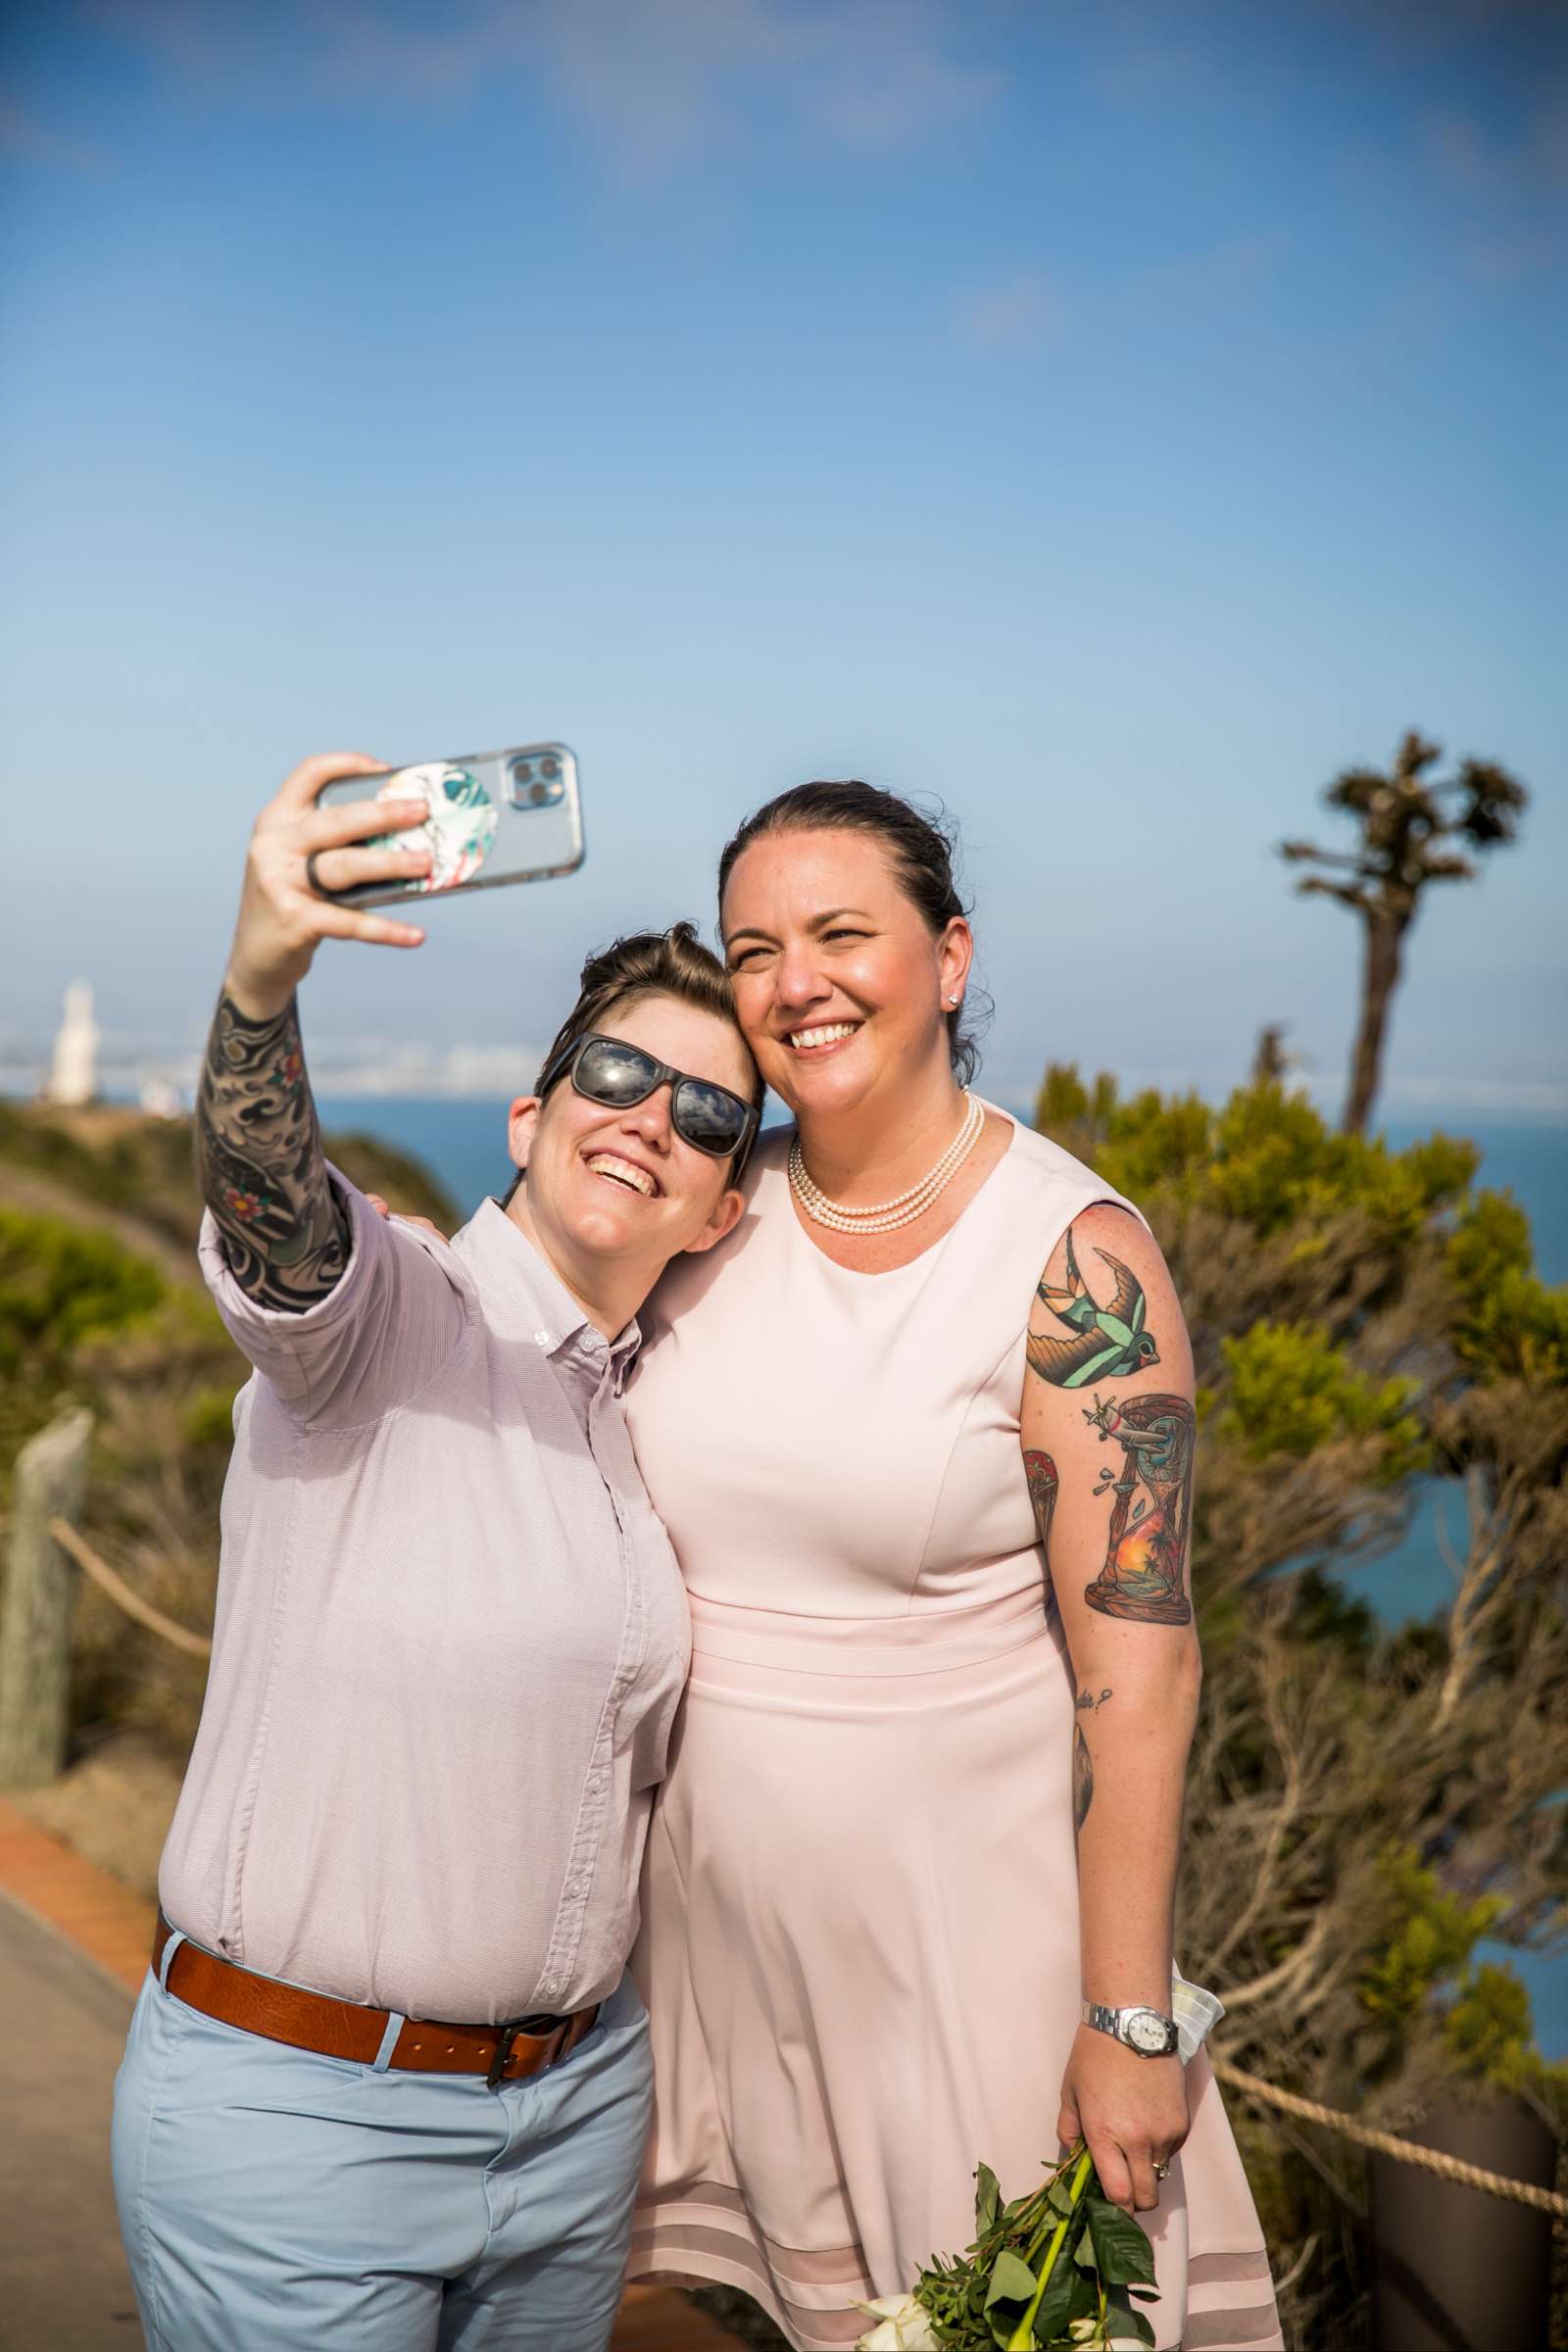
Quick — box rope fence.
[47,1516,213,1661]
[32,1517,1568,2227]
[1212,2058,1567,2223]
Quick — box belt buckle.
[486,2011,565,2088]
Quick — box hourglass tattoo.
[1082,1393,1196,1627]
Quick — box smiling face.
[509,992,756,1296]
[720,827,971,1120]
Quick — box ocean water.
[320,1096,1567,1300]
[320,1092,1565,1635]
[319,1096,1568,2054]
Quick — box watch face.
[1126,2009,1172,2054]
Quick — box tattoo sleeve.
[195,992,351,1310]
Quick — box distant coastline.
[3,1051,1566,1121]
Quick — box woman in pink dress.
[623,784,1282,2352]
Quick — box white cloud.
[952,230,1282,359]
[0,89,107,172]
[89,0,1004,172]
[954,268,1070,348]
[1129,229,1287,308]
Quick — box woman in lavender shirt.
[111,752,761,2352]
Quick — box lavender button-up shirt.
[158,1175,691,2024]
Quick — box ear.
[507,1094,541,1171]
[681,1184,747,1258]
[938,914,973,1008]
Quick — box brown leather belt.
[152,1912,599,2087]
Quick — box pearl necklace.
[788,1093,984,1234]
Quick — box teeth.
[789,1022,858,1051]
[586,1153,656,1198]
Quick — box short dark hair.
[523,922,761,1183]
[716,781,985,1085]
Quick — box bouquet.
[855,2141,1159,2351]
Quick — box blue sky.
[3,0,1563,1115]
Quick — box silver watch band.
[1081,1999,1180,2057]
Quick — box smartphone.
[316,743,584,906]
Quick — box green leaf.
[983,2250,1038,2311]
[1104,2287,1157,2346]
[1032,2248,1077,2344]
[1067,2265,1099,2321]
[1047,2177,1080,2220]
[975,2163,1002,2238]
[1085,2200,1156,2290]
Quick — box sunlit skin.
[505,994,753,1340]
[224,753,753,1346]
[720,819,1196,2216]
[720,828,985,1219]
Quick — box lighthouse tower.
[43,981,100,1107]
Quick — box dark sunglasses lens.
[674,1080,750,1155]
[574,1039,657,1105]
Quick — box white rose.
[855,2291,941,2349]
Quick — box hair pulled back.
[716,782,985,1086]
[537,921,761,1120]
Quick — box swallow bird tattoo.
[1026,1228,1161,1390]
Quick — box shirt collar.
[454,1199,643,1386]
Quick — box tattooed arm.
[197,993,350,1307]
[199,752,432,1305]
[1021,1200,1201,2217]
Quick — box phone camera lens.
[514,761,532,782]
[541,756,560,779]
[528,780,549,806]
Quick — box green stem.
[1006,2145,1094,2351]
[1011,2182,1054,2256]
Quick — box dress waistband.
[684,1585,1052,1679]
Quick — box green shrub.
[0,1210,165,1374]
[1219,1321,1426,1481]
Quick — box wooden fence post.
[0,1408,93,1786]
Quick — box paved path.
[0,1887,144,2345]
[0,1800,729,2349]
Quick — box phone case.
[316,744,584,906]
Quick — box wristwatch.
[1082,2000,1180,2058]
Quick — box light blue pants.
[111,1962,653,2351]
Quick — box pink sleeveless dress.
[623,1118,1282,2352]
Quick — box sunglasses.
[539,1033,760,1183]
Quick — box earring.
[947,995,960,1008]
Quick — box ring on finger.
[304,851,329,897]
[1152,2157,1171,2180]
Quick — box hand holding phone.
[315,743,584,907]
[224,752,435,1021]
